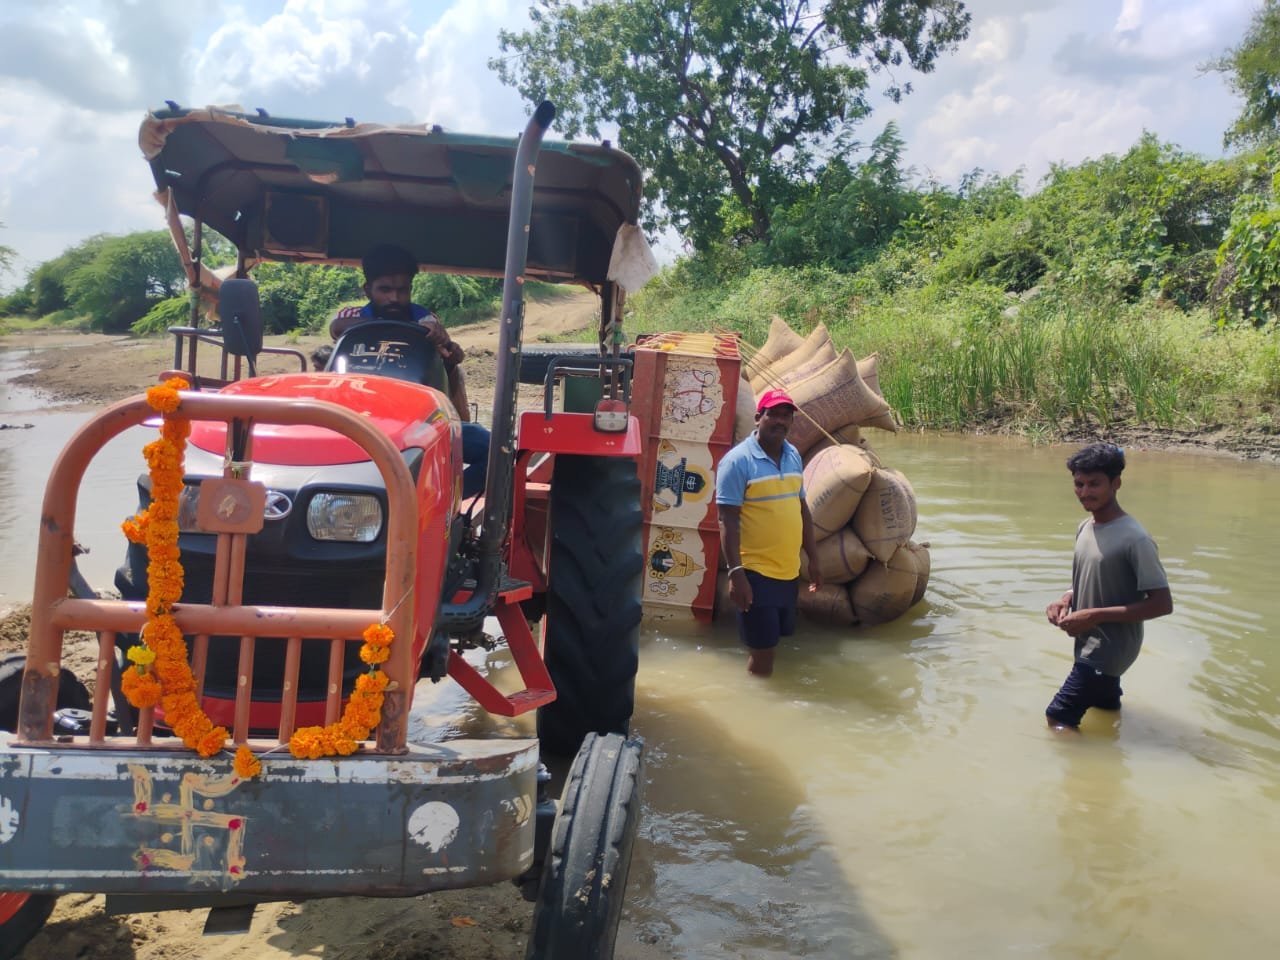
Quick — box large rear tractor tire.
[0,653,86,959]
[525,733,644,960]
[517,343,601,385]
[537,455,642,757]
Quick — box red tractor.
[0,101,648,959]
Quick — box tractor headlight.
[306,493,383,542]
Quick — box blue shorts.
[736,570,799,650]
[1046,662,1124,727]
[461,421,489,499]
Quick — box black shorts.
[736,570,799,650]
[1046,662,1124,727]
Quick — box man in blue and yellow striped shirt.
[716,388,821,676]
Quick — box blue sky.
[0,0,1261,286]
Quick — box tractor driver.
[330,243,489,500]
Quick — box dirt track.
[5,287,598,415]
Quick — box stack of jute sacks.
[729,317,931,628]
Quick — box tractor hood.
[189,374,453,466]
[139,105,646,287]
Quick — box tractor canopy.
[139,105,647,287]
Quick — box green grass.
[0,309,93,335]
[628,265,1280,436]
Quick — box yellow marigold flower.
[126,645,156,667]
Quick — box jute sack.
[830,425,882,466]
[803,445,876,539]
[906,540,931,606]
[803,434,835,465]
[811,526,871,584]
[775,339,841,389]
[848,545,917,625]
[744,316,803,383]
[852,467,918,564]
[786,349,895,454]
[857,354,883,397]
[854,354,897,431]
[733,378,756,442]
[798,582,857,627]
[803,427,878,467]
[749,323,834,392]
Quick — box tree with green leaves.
[1212,147,1280,326]
[64,232,184,332]
[1207,0,1280,148]
[492,0,970,250]
[0,221,14,279]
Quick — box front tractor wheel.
[525,732,644,960]
[537,454,642,757]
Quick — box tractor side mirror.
[218,278,264,360]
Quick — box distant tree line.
[2,0,1277,332]
[0,229,502,335]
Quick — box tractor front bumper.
[0,735,538,900]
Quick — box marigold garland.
[120,375,393,772]
[287,623,394,759]
[121,377,233,761]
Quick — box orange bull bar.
[18,390,419,754]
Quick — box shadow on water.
[429,633,899,957]
[626,667,897,960]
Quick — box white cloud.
[192,0,422,121]
[964,17,1026,65]
[392,0,531,134]
[1026,83,1153,176]
[1115,0,1144,35]
[0,0,1264,289]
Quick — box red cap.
[756,388,796,414]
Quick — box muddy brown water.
[2,347,1278,958]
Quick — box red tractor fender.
[507,411,641,595]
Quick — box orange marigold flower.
[191,727,226,758]
[234,746,262,779]
[121,669,162,709]
[121,512,151,544]
[355,670,390,695]
[359,642,391,665]
[338,716,372,742]
[146,381,184,413]
[362,623,394,647]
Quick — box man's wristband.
[727,565,745,576]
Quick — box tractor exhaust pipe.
[440,100,555,631]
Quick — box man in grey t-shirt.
[1045,443,1173,729]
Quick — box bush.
[132,295,193,336]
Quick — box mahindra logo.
[263,490,292,520]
